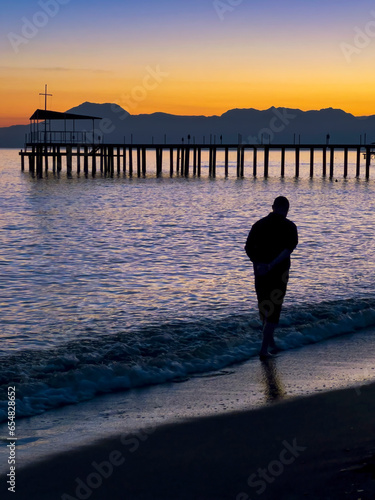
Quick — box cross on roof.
[39,84,52,111]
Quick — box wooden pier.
[20,97,374,179]
[20,143,374,179]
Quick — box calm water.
[1,148,375,421]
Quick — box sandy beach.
[3,379,375,499]
[2,329,375,500]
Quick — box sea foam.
[0,297,375,423]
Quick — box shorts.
[255,269,289,324]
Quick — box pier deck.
[19,143,374,179]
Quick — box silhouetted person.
[245,196,298,360]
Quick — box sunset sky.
[1,0,375,127]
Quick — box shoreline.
[1,329,375,498]
[3,378,375,499]
[2,327,375,481]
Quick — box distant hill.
[1,102,375,148]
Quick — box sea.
[1,147,375,466]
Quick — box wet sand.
[3,373,375,499]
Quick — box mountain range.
[1,102,375,148]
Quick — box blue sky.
[1,0,375,124]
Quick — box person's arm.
[270,248,291,268]
[254,248,291,276]
[244,224,259,261]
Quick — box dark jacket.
[245,212,298,272]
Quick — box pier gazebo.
[28,108,102,145]
[20,107,103,177]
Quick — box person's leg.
[259,321,277,356]
[260,273,288,356]
[256,273,286,357]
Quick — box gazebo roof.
[29,109,102,121]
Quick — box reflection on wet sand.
[260,358,286,402]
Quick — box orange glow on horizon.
[1,70,375,127]
[2,92,375,128]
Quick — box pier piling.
[117,146,121,175]
[77,146,81,174]
[142,147,147,177]
[264,147,269,178]
[356,147,361,178]
[129,147,133,177]
[44,148,49,173]
[184,147,190,177]
[84,146,89,176]
[176,148,180,174]
[322,147,327,177]
[92,148,96,176]
[240,147,244,177]
[295,147,300,177]
[66,145,72,176]
[137,147,141,177]
[280,147,285,178]
[310,147,314,178]
[170,147,174,177]
[344,147,348,178]
[330,147,335,179]
[366,146,371,179]
[193,147,197,176]
[224,147,229,177]
[253,147,257,177]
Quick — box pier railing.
[19,143,374,179]
[27,130,96,145]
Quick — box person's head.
[272,196,289,217]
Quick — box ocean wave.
[1,297,375,423]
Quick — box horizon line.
[2,103,373,128]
